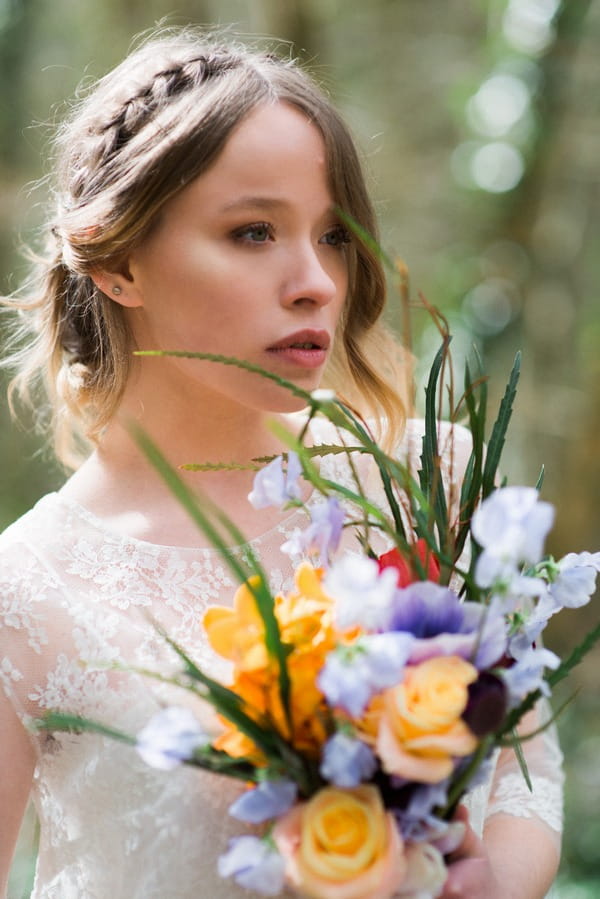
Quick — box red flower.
[377,539,441,586]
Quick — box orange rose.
[273,786,407,899]
[376,655,478,783]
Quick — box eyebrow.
[218,196,290,213]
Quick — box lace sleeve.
[486,702,563,835]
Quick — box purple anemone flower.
[386,582,508,669]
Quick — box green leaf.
[33,712,137,745]
[420,338,450,547]
[509,728,532,792]
[134,350,313,404]
[482,352,521,498]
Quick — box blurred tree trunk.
[482,1,599,552]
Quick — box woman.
[0,28,562,898]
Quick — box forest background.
[1,0,598,895]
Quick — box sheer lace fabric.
[0,419,562,898]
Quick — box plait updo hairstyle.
[4,28,409,467]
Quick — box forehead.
[189,101,331,207]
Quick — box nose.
[280,243,342,309]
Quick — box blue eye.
[233,222,273,243]
[320,226,351,248]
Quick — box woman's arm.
[443,700,563,898]
[0,690,36,898]
[442,804,560,899]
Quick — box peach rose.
[376,655,478,783]
[273,785,407,899]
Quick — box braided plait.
[69,51,243,204]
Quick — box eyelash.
[232,222,274,244]
[231,222,352,249]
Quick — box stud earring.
[112,286,122,296]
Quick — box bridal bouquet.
[40,308,600,899]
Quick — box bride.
[0,28,562,898]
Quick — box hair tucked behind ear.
[3,26,411,468]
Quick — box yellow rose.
[273,786,407,899]
[377,655,478,783]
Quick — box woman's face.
[120,101,350,415]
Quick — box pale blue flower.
[471,487,555,574]
[501,646,560,706]
[320,733,377,787]
[318,632,414,717]
[248,452,302,509]
[281,497,345,566]
[229,779,297,824]
[507,590,556,659]
[136,707,209,770]
[324,554,399,631]
[475,554,547,605]
[218,836,286,896]
[550,552,600,609]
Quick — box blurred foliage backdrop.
[1,0,599,895]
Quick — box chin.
[264,392,312,415]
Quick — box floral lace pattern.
[0,419,563,898]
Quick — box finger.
[446,807,485,863]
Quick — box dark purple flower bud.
[462,672,507,737]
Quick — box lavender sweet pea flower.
[394,782,449,843]
[501,645,560,706]
[248,452,302,509]
[218,836,286,896]
[319,733,377,787]
[471,486,555,572]
[324,553,399,632]
[136,707,209,770]
[318,632,414,718]
[460,597,509,669]
[475,553,548,608]
[281,498,345,566]
[507,589,557,659]
[550,552,600,609]
[229,779,297,824]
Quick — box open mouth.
[267,330,330,352]
[266,330,330,369]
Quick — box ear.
[90,266,144,309]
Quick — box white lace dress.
[0,419,563,898]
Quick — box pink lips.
[266,330,331,369]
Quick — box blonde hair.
[4,28,410,467]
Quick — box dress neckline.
[48,490,311,555]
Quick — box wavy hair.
[3,28,411,467]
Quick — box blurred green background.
[2,0,599,896]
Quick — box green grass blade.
[482,352,521,498]
[34,712,137,745]
[420,338,449,540]
[131,426,292,727]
